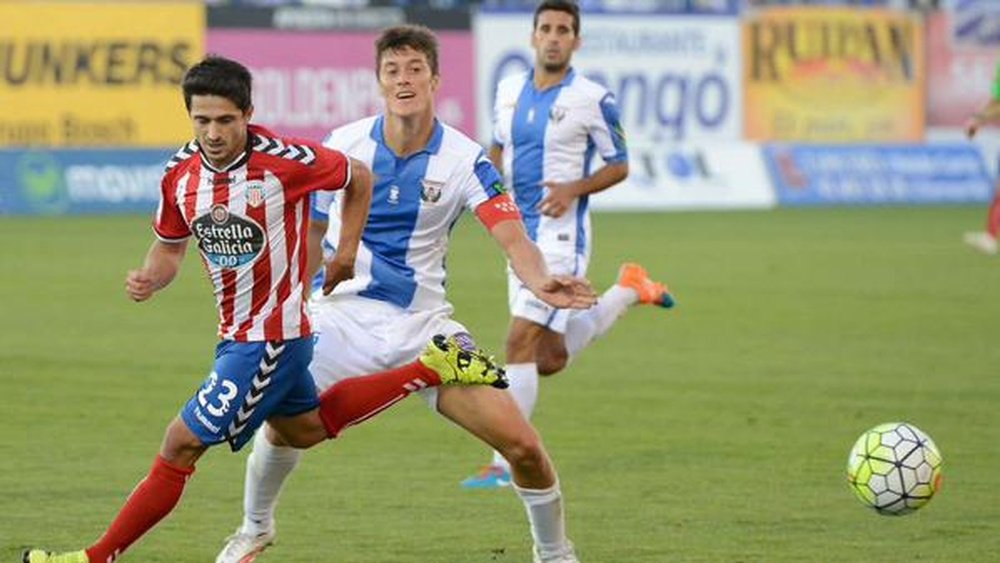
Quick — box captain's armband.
[475,194,522,229]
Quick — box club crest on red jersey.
[210,204,229,224]
[246,182,265,208]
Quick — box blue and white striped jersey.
[492,68,627,258]
[311,115,506,311]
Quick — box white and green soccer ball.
[846,422,943,515]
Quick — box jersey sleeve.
[588,92,628,164]
[152,172,190,242]
[279,141,351,203]
[302,144,352,194]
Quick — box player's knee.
[506,323,542,362]
[160,418,206,464]
[268,414,328,448]
[277,427,324,449]
[536,348,568,376]
[501,433,547,473]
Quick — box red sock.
[318,359,440,438]
[85,455,194,562]
[986,190,1000,237]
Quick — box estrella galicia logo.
[191,204,265,268]
[16,152,68,214]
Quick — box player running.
[24,55,506,563]
[463,0,675,490]
[216,25,594,563]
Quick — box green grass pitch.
[2,207,1000,562]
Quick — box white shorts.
[507,251,589,334]
[308,295,472,406]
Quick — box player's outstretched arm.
[125,239,187,302]
[489,219,596,310]
[321,157,373,295]
[966,99,1000,138]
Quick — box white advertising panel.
[474,12,743,145]
[591,141,775,211]
[475,12,751,210]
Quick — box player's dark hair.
[375,24,440,77]
[182,55,253,113]
[534,0,581,36]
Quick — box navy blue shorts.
[180,337,319,452]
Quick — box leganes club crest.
[421,179,444,203]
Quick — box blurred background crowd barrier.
[0,0,995,214]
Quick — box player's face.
[189,94,252,169]
[531,10,580,74]
[378,46,440,119]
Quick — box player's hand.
[125,269,155,302]
[539,181,577,218]
[322,253,355,295]
[532,275,597,309]
[965,116,981,139]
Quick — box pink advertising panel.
[927,11,997,127]
[207,30,476,140]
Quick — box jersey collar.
[529,66,576,92]
[370,115,445,157]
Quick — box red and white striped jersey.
[153,124,351,342]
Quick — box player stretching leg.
[23,56,505,563]
[216,25,596,563]
[462,0,675,490]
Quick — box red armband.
[475,194,522,229]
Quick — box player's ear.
[244,104,255,122]
[431,73,440,92]
[573,35,581,52]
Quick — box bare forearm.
[306,221,326,279]
[508,238,549,292]
[335,160,373,262]
[973,100,1000,122]
[142,241,185,290]
[493,220,548,291]
[126,239,186,301]
[570,161,628,198]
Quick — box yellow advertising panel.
[743,7,924,142]
[0,2,204,147]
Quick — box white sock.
[240,429,303,536]
[491,363,539,470]
[513,480,571,556]
[564,284,637,359]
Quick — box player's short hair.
[533,0,581,36]
[182,55,253,113]
[375,24,440,77]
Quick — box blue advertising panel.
[0,148,172,215]
[764,144,994,206]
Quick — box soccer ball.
[845,422,943,515]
